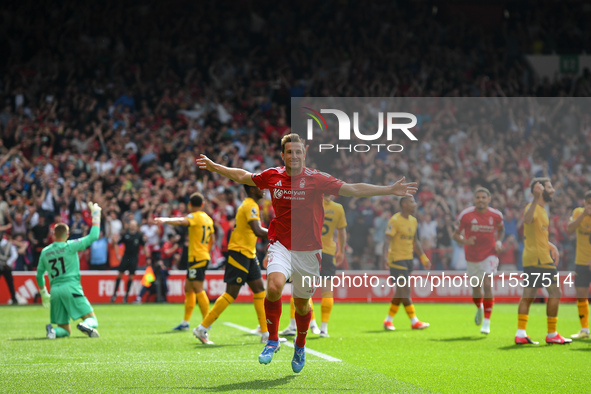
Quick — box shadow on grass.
[8,337,87,341]
[155,330,187,335]
[430,336,486,342]
[571,348,591,352]
[363,330,398,334]
[192,343,246,349]
[498,344,548,350]
[122,375,300,391]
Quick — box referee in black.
[111,219,147,303]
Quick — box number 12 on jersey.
[201,225,212,244]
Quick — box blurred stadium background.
[1,0,590,304]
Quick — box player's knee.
[548,286,561,298]
[247,279,265,294]
[226,285,240,299]
[266,282,283,300]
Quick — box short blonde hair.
[54,223,69,239]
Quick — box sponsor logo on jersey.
[273,188,305,200]
[471,224,495,232]
[273,188,284,199]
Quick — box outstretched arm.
[196,154,256,186]
[338,177,417,198]
[154,217,190,226]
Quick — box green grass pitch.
[1,302,589,393]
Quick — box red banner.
[1,271,578,304]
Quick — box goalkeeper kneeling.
[37,202,103,339]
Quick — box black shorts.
[186,260,209,282]
[389,260,413,279]
[522,266,558,288]
[320,253,336,278]
[574,265,591,287]
[224,250,262,286]
[118,257,138,275]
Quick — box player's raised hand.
[391,177,418,197]
[196,154,217,172]
[88,201,102,225]
[154,217,166,225]
[532,182,544,199]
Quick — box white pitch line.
[224,322,342,362]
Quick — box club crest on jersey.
[300,178,306,188]
[273,188,284,199]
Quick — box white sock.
[182,320,189,325]
[289,318,296,329]
[482,318,490,326]
[582,328,590,334]
[198,324,207,332]
[516,329,527,338]
[320,322,328,332]
[385,315,393,323]
[410,317,419,325]
[547,331,557,338]
[310,319,318,328]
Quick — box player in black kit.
[111,220,148,303]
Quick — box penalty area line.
[224,322,342,362]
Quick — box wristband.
[495,241,502,249]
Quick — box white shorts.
[466,255,499,284]
[267,241,321,299]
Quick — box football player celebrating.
[566,190,591,339]
[383,196,430,331]
[453,187,504,334]
[515,178,570,345]
[196,133,417,373]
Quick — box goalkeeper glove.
[40,287,51,309]
[88,201,102,226]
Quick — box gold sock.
[577,300,589,329]
[202,292,234,328]
[404,304,416,319]
[518,314,528,330]
[321,298,334,324]
[388,303,400,318]
[196,291,210,319]
[253,291,267,332]
[547,316,558,334]
[183,292,197,321]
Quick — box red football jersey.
[252,166,344,251]
[457,206,504,262]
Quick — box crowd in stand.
[1,0,591,294]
